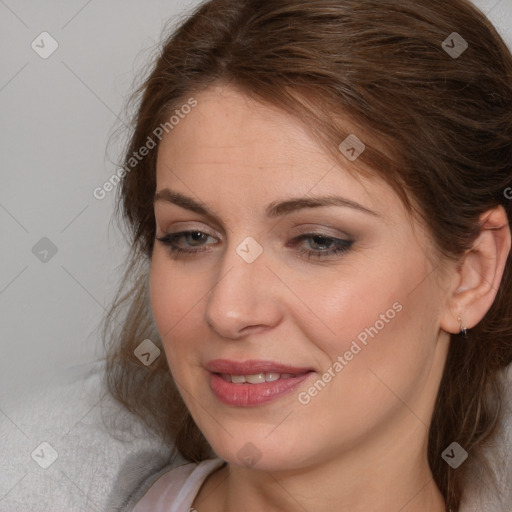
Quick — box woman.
[102,0,512,510]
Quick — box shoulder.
[132,458,226,512]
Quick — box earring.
[457,316,468,336]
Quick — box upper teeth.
[222,372,296,384]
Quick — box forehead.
[155,84,415,230]
[158,84,329,176]
[158,85,365,190]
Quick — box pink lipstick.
[205,359,314,407]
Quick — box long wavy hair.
[100,0,512,509]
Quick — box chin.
[206,429,320,472]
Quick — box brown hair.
[101,0,512,509]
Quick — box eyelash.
[155,231,353,261]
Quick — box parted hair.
[101,1,512,510]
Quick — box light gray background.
[0,0,511,403]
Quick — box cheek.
[148,255,205,357]
[289,250,437,392]
[288,261,405,361]
[293,255,440,424]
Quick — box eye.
[156,230,217,257]
[156,230,354,261]
[290,233,354,260]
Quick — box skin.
[149,83,511,512]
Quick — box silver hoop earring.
[457,316,468,336]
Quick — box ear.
[440,205,511,334]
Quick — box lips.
[205,359,315,407]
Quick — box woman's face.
[150,83,452,471]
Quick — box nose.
[204,240,283,339]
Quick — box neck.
[196,414,447,512]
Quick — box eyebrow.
[153,188,379,219]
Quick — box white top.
[132,458,226,512]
